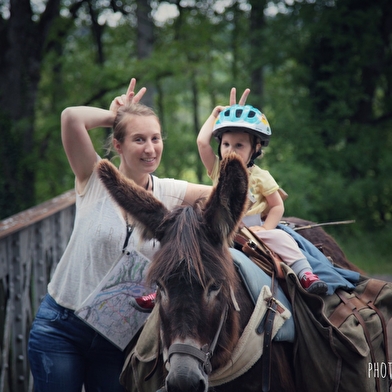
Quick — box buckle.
[248,240,257,250]
[266,297,277,312]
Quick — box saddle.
[233,226,290,392]
[234,226,285,280]
[234,226,392,392]
[229,248,295,342]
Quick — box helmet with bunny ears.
[213,104,271,147]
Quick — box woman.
[27,78,217,391]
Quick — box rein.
[167,304,229,375]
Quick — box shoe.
[130,292,156,313]
[300,272,328,295]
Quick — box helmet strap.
[217,140,223,161]
[247,150,261,168]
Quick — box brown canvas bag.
[283,264,392,392]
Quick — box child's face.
[220,132,256,165]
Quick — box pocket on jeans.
[35,299,61,322]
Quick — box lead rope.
[122,174,153,253]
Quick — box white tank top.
[48,161,187,309]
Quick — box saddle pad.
[209,285,291,386]
[230,248,295,342]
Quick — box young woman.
[27,79,212,391]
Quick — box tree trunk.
[136,0,155,108]
[0,0,61,219]
[248,0,268,109]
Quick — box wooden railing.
[0,190,76,392]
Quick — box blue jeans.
[277,223,360,295]
[28,294,126,392]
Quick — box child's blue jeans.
[28,294,126,392]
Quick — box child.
[197,104,328,295]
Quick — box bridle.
[166,304,229,375]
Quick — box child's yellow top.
[208,155,279,217]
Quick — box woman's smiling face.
[119,115,163,175]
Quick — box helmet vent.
[212,104,271,146]
[248,111,256,118]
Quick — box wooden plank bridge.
[0,190,76,392]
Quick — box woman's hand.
[230,87,250,106]
[109,78,147,113]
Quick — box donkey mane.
[146,200,242,368]
[147,200,238,293]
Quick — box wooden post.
[0,190,76,392]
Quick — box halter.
[166,304,228,375]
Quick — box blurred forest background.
[0,0,391,273]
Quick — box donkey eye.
[208,283,221,294]
[156,281,165,293]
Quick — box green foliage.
[2,0,391,276]
[262,0,392,232]
[333,226,392,276]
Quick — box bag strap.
[234,226,285,391]
[335,290,381,392]
[329,279,388,328]
[260,270,278,392]
[328,294,368,327]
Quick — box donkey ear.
[96,159,169,241]
[202,152,249,245]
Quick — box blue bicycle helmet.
[213,104,271,147]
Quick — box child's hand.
[211,105,227,118]
[230,87,251,106]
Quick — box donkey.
[97,153,296,392]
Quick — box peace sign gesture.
[229,87,251,106]
[109,78,147,113]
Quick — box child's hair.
[105,102,161,158]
